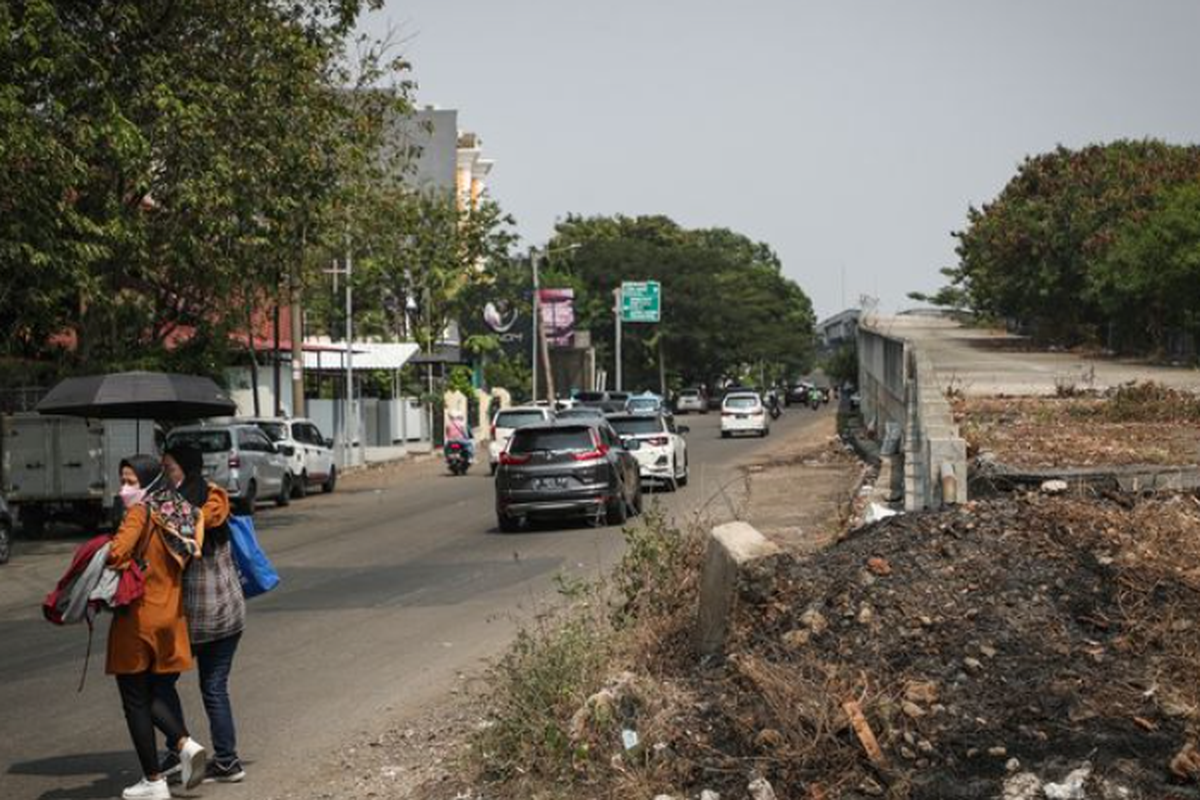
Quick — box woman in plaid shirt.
[157,444,247,784]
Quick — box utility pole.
[291,228,306,419]
[614,286,623,392]
[530,248,540,403]
[344,233,354,466]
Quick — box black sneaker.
[159,752,182,784]
[202,759,246,783]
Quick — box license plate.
[534,476,570,490]
[737,414,749,420]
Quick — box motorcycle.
[808,390,821,411]
[444,441,471,476]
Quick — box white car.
[247,417,337,497]
[488,406,555,474]
[721,392,770,438]
[675,388,707,414]
[608,413,689,490]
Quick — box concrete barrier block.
[695,521,782,658]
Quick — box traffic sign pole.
[614,286,623,392]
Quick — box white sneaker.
[122,777,171,800]
[178,737,208,790]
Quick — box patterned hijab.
[143,477,202,565]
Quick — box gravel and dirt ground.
[957,383,1200,469]
[305,405,1200,800]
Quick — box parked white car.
[720,392,769,438]
[165,423,292,514]
[607,413,689,490]
[488,406,555,474]
[246,417,337,497]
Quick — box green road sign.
[621,281,661,323]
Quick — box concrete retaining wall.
[858,323,967,511]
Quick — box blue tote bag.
[228,515,280,599]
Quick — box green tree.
[937,140,1200,344]
[1091,182,1200,353]
[0,0,409,381]
[543,214,816,391]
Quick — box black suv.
[494,420,643,532]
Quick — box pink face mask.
[118,484,146,509]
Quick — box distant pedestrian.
[108,455,208,799]
[156,444,246,784]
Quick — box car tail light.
[573,429,610,461]
[228,454,240,469]
[648,436,669,447]
[750,409,764,417]
[500,452,530,466]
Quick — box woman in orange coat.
[107,456,209,799]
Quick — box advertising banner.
[538,288,575,347]
[482,298,531,357]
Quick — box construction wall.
[858,323,967,511]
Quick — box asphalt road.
[0,409,831,800]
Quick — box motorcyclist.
[766,388,782,418]
[444,410,474,463]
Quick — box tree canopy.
[919,140,1200,352]
[541,214,816,392]
[0,0,409,379]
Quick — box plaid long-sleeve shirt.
[183,536,245,644]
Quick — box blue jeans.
[158,632,242,764]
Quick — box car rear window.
[627,398,659,410]
[510,427,595,454]
[725,396,760,410]
[574,392,606,403]
[679,390,700,397]
[166,430,231,453]
[609,417,663,436]
[256,422,287,442]
[494,410,546,429]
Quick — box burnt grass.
[659,495,1200,799]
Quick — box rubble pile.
[695,493,1200,799]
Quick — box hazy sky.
[359,1,1200,319]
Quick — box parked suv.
[494,420,642,532]
[164,423,292,514]
[488,406,555,474]
[246,417,337,497]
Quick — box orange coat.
[105,504,205,675]
[202,484,231,530]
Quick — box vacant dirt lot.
[958,384,1200,469]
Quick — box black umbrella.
[36,371,237,420]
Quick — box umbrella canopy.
[36,371,238,420]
